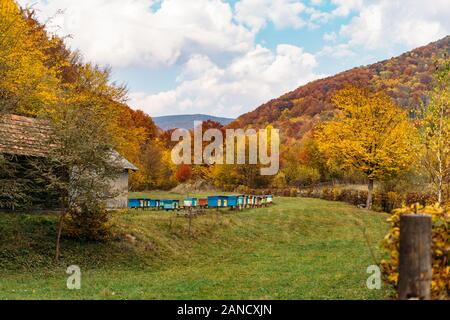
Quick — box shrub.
[175,164,192,183]
[289,188,299,197]
[297,185,438,212]
[236,185,251,194]
[271,172,287,189]
[284,165,320,187]
[379,192,401,213]
[405,192,436,206]
[322,187,333,201]
[381,204,450,299]
[64,203,112,241]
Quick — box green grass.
[0,192,391,300]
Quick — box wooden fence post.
[398,214,432,300]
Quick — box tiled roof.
[0,114,52,157]
[0,114,138,171]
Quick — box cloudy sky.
[18,0,450,118]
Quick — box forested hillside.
[230,36,450,143]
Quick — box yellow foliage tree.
[55,62,149,190]
[1,1,153,191]
[417,57,450,205]
[315,87,418,209]
[0,0,60,115]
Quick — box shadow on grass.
[0,213,152,273]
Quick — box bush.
[302,187,368,206]
[175,164,192,183]
[405,192,436,206]
[289,187,299,197]
[64,203,112,241]
[269,184,437,211]
[297,185,439,212]
[381,204,450,299]
[284,165,320,187]
[271,172,287,189]
[236,185,251,194]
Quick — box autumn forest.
[0,0,449,301]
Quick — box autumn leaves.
[316,87,418,209]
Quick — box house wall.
[106,170,129,209]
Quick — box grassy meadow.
[0,192,392,300]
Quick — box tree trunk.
[436,102,444,206]
[366,179,374,210]
[55,210,66,261]
[437,173,443,206]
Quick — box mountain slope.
[229,36,450,142]
[153,114,234,130]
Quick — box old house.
[0,114,138,210]
[106,149,139,208]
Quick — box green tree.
[38,98,123,259]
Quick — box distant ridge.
[229,36,450,142]
[153,114,234,130]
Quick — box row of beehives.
[128,195,274,211]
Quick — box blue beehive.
[207,196,219,207]
[208,195,228,207]
[162,199,180,210]
[227,195,244,207]
[128,198,141,209]
[149,199,161,209]
[266,195,274,204]
[227,195,238,207]
[143,199,151,209]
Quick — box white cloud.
[19,0,254,67]
[323,31,337,42]
[339,0,450,50]
[235,0,306,32]
[19,0,450,119]
[330,0,363,17]
[318,43,355,58]
[309,0,323,6]
[303,0,362,23]
[130,44,321,117]
[19,0,323,118]
[316,0,449,71]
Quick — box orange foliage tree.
[175,164,192,183]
